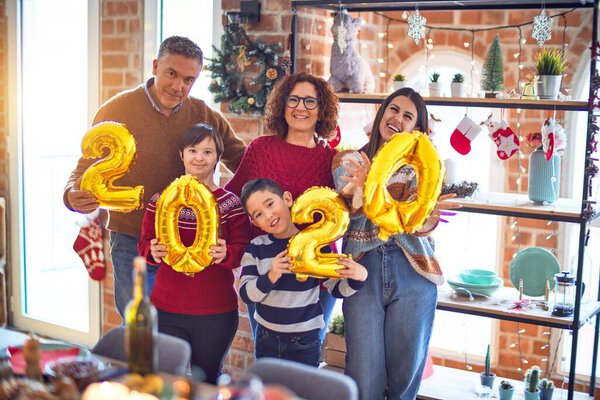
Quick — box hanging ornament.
[266,68,278,80]
[408,9,426,45]
[236,45,251,71]
[532,8,552,46]
[247,97,255,105]
[482,113,520,160]
[336,19,348,55]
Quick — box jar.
[552,271,576,317]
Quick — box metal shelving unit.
[291,1,599,399]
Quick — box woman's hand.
[268,250,293,284]
[335,256,368,282]
[209,239,228,264]
[340,151,371,196]
[150,238,167,264]
[433,193,462,223]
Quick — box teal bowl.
[459,269,497,285]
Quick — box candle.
[444,158,459,184]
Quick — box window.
[8,0,101,345]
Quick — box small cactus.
[393,74,406,82]
[430,72,441,83]
[540,378,555,389]
[525,366,541,392]
[484,344,491,376]
[500,380,514,390]
[329,314,345,336]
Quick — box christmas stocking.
[450,115,482,155]
[487,119,520,160]
[73,217,105,281]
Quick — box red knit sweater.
[138,187,251,315]
[225,135,337,238]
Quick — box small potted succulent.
[524,366,541,400]
[451,73,466,97]
[393,74,407,90]
[479,344,496,389]
[324,315,346,368]
[535,48,567,100]
[499,380,515,400]
[429,72,442,97]
[539,378,555,400]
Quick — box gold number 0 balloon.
[155,175,220,276]
[80,121,144,212]
[287,187,350,282]
[364,131,444,240]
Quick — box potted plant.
[535,48,567,100]
[481,34,504,98]
[392,74,407,90]
[539,378,555,400]
[451,73,466,97]
[479,344,496,389]
[499,380,515,400]
[324,315,346,368]
[524,366,541,400]
[429,72,442,97]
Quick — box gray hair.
[157,36,203,65]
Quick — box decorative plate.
[509,247,560,297]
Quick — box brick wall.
[98,0,144,334]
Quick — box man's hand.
[67,177,99,214]
[268,250,293,284]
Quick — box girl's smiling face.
[378,95,418,142]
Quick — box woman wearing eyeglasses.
[225,71,339,345]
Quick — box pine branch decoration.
[206,24,285,114]
[481,34,504,93]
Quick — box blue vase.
[528,148,561,204]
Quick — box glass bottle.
[124,256,157,374]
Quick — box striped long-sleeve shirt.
[239,234,364,334]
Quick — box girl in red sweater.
[138,123,251,384]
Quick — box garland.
[207,24,288,114]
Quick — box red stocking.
[73,217,105,281]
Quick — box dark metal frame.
[290,1,599,398]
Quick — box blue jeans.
[109,232,158,320]
[343,242,437,400]
[248,290,337,345]
[255,326,321,367]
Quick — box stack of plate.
[447,274,504,297]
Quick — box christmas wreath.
[207,24,288,114]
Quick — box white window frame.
[7,0,101,346]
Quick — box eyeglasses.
[285,95,319,110]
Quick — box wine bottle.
[124,256,157,374]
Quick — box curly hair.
[265,72,338,139]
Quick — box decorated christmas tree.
[481,34,504,94]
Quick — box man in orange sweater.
[64,36,246,320]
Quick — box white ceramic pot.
[536,75,563,100]
[393,81,406,91]
[451,82,465,97]
[429,82,442,97]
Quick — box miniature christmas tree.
[481,34,504,95]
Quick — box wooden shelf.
[336,93,588,111]
[444,192,590,223]
[418,365,593,400]
[438,287,600,329]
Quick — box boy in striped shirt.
[239,178,367,366]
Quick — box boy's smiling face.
[245,189,298,238]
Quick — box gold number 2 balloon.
[155,175,220,276]
[80,122,144,212]
[364,131,444,240]
[287,186,350,282]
